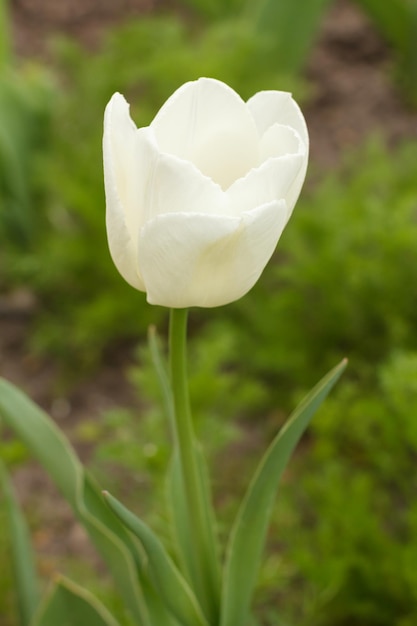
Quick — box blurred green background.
[1,0,417,624]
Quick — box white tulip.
[103,77,308,308]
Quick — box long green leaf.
[104,491,209,626]
[0,460,40,626]
[30,576,120,626]
[220,359,347,626]
[0,378,150,625]
[245,0,333,74]
[166,445,219,583]
[147,326,196,580]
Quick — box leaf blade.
[104,491,209,626]
[0,460,40,626]
[0,378,149,625]
[30,576,120,626]
[220,359,347,626]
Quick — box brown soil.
[305,0,417,166]
[10,0,159,55]
[2,0,417,604]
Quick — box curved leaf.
[220,359,347,626]
[0,377,153,625]
[104,491,209,626]
[0,460,40,626]
[30,576,120,626]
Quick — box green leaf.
[246,0,333,74]
[166,446,219,586]
[30,576,120,626]
[220,359,347,626]
[104,491,209,626]
[166,436,221,620]
[0,377,152,625]
[354,0,417,104]
[354,0,409,51]
[0,460,40,626]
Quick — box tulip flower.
[103,77,308,308]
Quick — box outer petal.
[150,78,259,190]
[137,201,288,308]
[247,91,309,214]
[103,93,145,290]
[136,129,228,220]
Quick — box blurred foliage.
[178,0,417,105]
[224,138,417,410]
[0,0,52,250]
[260,350,417,625]
[89,322,260,501]
[354,0,417,105]
[244,0,333,76]
[0,508,16,626]
[0,67,52,248]
[175,0,332,80]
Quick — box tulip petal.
[247,92,309,214]
[247,90,309,149]
[137,201,288,308]
[151,78,259,190]
[227,152,304,219]
[103,93,145,290]
[104,85,309,305]
[136,130,228,220]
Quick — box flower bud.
[103,77,308,308]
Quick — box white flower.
[103,77,308,308]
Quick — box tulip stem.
[169,308,219,623]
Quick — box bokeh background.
[1,0,417,624]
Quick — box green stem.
[169,308,219,623]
